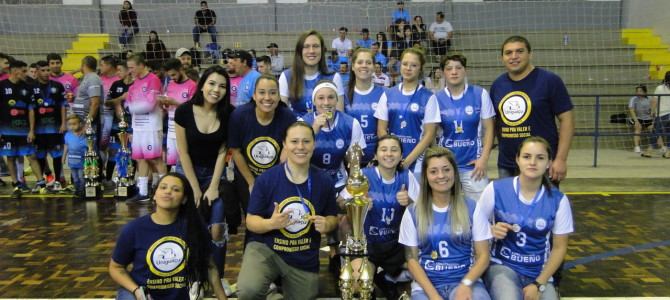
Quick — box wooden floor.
[0,191,668,298]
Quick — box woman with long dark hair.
[227,74,297,232]
[109,173,227,299]
[399,146,491,300]
[279,30,344,116]
[175,65,234,276]
[475,136,574,300]
[118,0,139,48]
[145,30,169,68]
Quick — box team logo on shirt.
[336,139,345,149]
[400,120,407,129]
[465,105,474,115]
[410,103,419,112]
[146,236,186,277]
[181,91,189,99]
[8,99,16,106]
[37,98,44,105]
[247,137,280,169]
[142,86,148,92]
[371,103,378,111]
[498,91,532,126]
[535,218,547,230]
[20,89,27,96]
[278,196,315,238]
[51,87,58,94]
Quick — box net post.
[593,95,601,168]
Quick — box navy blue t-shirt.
[112,215,189,300]
[227,101,298,176]
[0,79,36,136]
[247,163,338,273]
[34,80,66,134]
[490,68,573,169]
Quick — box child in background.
[62,115,87,197]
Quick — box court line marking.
[564,240,670,270]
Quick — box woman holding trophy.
[339,134,419,299]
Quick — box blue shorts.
[0,136,36,157]
[35,134,64,159]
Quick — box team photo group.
[0,21,575,299]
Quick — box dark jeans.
[430,38,451,56]
[193,25,217,44]
[653,114,670,147]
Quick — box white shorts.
[131,130,163,160]
[459,169,489,202]
[166,137,179,166]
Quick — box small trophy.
[115,118,135,199]
[83,118,100,199]
[339,143,374,300]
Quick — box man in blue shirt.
[371,42,388,69]
[490,36,574,183]
[391,1,410,24]
[356,28,373,49]
[231,50,261,107]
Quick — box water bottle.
[563,34,569,46]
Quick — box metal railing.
[571,93,669,167]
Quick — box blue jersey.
[237,69,262,107]
[410,199,477,286]
[112,215,190,300]
[436,85,484,171]
[34,80,66,134]
[363,167,408,244]
[384,84,434,165]
[0,79,36,136]
[303,111,355,188]
[282,69,336,116]
[357,38,373,49]
[247,164,338,273]
[490,177,563,279]
[375,53,388,68]
[344,85,384,164]
[64,131,87,169]
[228,101,298,176]
[490,68,573,169]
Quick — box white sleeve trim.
[279,72,289,98]
[373,92,389,121]
[552,195,574,235]
[399,208,419,247]
[473,182,495,241]
[423,94,441,124]
[480,88,496,119]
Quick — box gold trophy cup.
[83,119,100,198]
[115,118,135,198]
[339,143,374,300]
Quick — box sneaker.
[32,181,46,193]
[634,146,641,153]
[11,182,22,198]
[126,193,151,204]
[63,184,76,192]
[18,182,31,193]
[51,181,63,192]
[663,151,670,159]
[641,149,654,158]
[221,279,236,297]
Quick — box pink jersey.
[50,72,79,95]
[126,72,162,131]
[101,74,120,114]
[165,78,197,138]
[229,75,242,106]
[0,73,8,81]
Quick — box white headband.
[311,82,338,103]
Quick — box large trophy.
[339,143,374,300]
[115,118,135,199]
[83,119,100,199]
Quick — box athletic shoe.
[63,184,76,192]
[663,151,670,159]
[221,279,236,297]
[633,146,641,153]
[31,181,47,193]
[11,183,22,198]
[18,182,31,193]
[126,194,151,204]
[51,181,63,192]
[641,149,654,158]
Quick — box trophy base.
[84,185,100,200]
[115,185,136,200]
